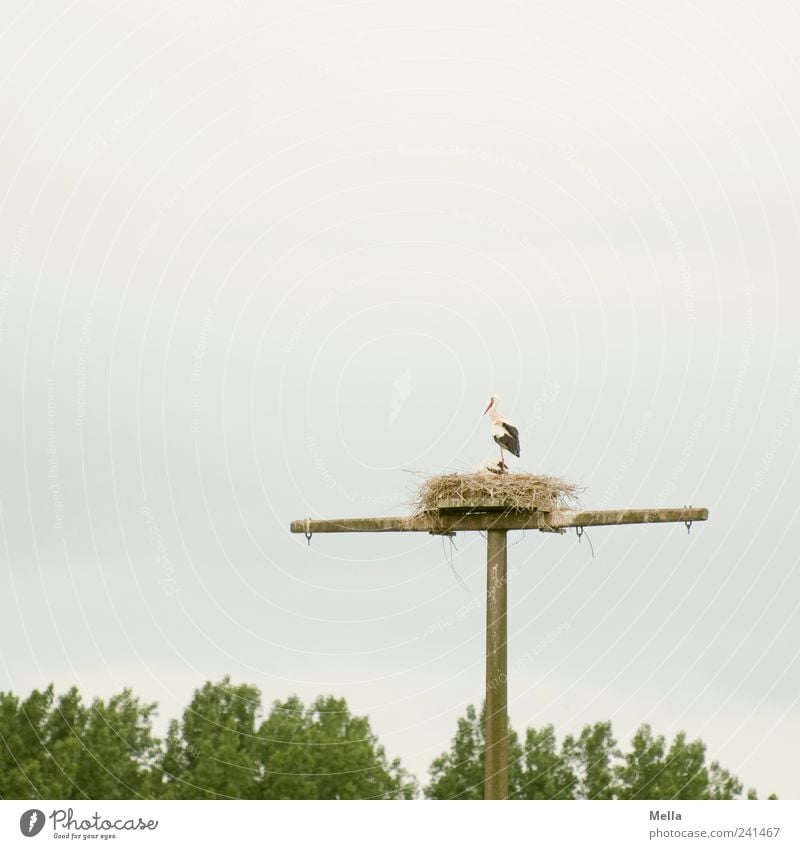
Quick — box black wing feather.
[494,423,521,457]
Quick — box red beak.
[483,400,492,415]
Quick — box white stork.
[483,396,520,469]
[477,457,508,475]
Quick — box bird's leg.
[499,446,506,473]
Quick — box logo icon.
[19,809,45,837]
[389,369,413,426]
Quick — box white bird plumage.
[477,457,508,475]
[483,395,520,471]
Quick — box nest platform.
[413,472,582,516]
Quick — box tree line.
[427,704,775,799]
[0,678,773,800]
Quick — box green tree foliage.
[258,694,414,799]
[660,731,709,800]
[426,703,486,798]
[614,723,665,799]
[426,705,570,799]
[521,724,577,799]
[562,721,618,799]
[159,677,262,799]
[707,759,745,800]
[0,685,159,799]
[158,679,414,799]
[0,685,55,798]
[616,726,714,800]
[426,704,771,801]
[0,682,775,801]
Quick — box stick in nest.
[412,472,582,515]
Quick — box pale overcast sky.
[1,0,799,797]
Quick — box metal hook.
[576,526,584,543]
[305,518,312,546]
[684,505,692,535]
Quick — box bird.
[483,395,520,470]
[477,457,508,475]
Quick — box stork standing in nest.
[483,396,520,471]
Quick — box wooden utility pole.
[290,502,707,799]
[484,529,508,800]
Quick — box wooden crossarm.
[290,507,708,535]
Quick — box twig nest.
[413,472,582,514]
